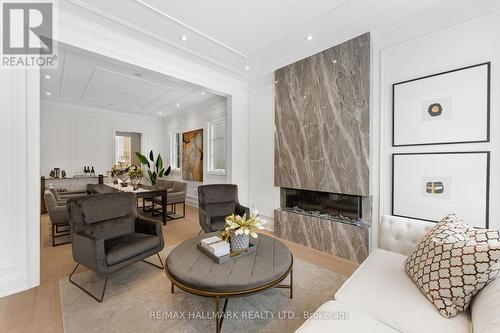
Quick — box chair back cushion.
[44,190,58,210]
[157,179,173,189]
[47,185,62,201]
[172,181,187,193]
[68,192,137,240]
[198,184,238,216]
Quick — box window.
[171,132,182,170]
[208,119,226,173]
[115,132,142,166]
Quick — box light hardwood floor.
[0,204,358,333]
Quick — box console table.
[40,175,104,214]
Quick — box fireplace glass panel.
[281,188,362,225]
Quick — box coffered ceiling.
[58,0,500,77]
[41,44,225,117]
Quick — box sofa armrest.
[235,203,250,218]
[135,215,162,237]
[72,232,106,273]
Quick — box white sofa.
[297,215,500,333]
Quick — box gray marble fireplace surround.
[274,33,371,263]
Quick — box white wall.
[247,12,500,243]
[40,101,164,178]
[0,69,39,297]
[164,98,228,206]
[248,75,279,221]
[379,11,500,230]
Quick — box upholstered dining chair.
[67,192,165,302]
[147,180,187,219]
[44,190,71,246]
[47,184,86,204]
[197,184,250,233]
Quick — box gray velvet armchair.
[198,184,250,233]
[67,192,164,302]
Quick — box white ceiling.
[58,0,500,77]
[41,44,225,117]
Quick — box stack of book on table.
[200,236,230,257]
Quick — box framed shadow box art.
[392,152,490,228]
[392,62,490,147]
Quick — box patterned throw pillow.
[404,214,500,318]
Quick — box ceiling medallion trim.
[133,0,247,58]
[66,0,246,76]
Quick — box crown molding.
[66,0,247,77]
[133,0,247,58]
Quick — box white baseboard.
[260,214,275,232]
[0,273,30,298]
[186,195,198,207]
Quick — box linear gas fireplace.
[281,188,362,226]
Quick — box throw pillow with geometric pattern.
[404,214,500,318]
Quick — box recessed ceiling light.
[158,111,162,115]
[306,35,313,41]
[176,103,180,107]
[45,92,51,96]
[333,60,337,63]
[245,66,250,71]
[180,35,187,41]
[201,91,206,96]
[44,74,51,79]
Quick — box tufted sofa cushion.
[379,215,435,256]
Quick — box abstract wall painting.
[393,62,490,146]
[392,152,490,228]
[182,129,203,182]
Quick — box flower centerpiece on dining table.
[128,165,144,191]
[111,162,130,187]
[220,211,266,253]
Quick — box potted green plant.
[135,150,171,187]
[220,212,266,253]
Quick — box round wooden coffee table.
[165,234,293,333]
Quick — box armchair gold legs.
[68,264,109,303]
[68,253,164,302]
[142,253,165,269]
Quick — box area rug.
[60,246,346,333]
